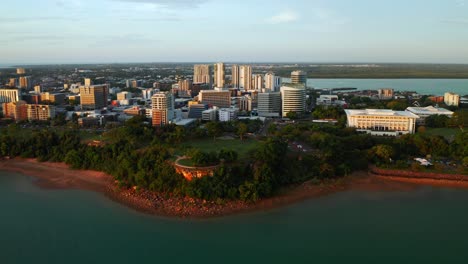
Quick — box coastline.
[1,158,467,218]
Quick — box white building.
[214,62,225,88]
[239,65,252,91]
[252,74,264,90]
[316,95,347,106]
[219,108,238,122]
[345,109,419,136]
[444,92,460,107]
[151,92,174,126]
[0,89,20,103]
[202,108,217,121]
[405,106,454,124]
[264,72,282,92]
[280,83,306,117]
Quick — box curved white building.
[280,83,306,117]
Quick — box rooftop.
[345,109,419,118]
[406,106,453,115]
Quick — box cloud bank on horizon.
[0,0,467,64]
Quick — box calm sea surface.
[282,78,468,96]
[2,171,468,264]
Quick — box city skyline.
[1,0,468,64]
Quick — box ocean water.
[2,171,468,264]
[282,78,468,96]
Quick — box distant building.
[16,68,26,75]
[0,88,20,103]
[84,78,93,87]
[214,62,225,88]
[2,100,28,121]
[264,72,281,92]
[123,106,145,116]
[142,88,157,100]
[405,106,454,124]
[378,89,394,100]
[194,64,212,86]
[238,95,253,112]
[345,109,419,136]
[117,91,133,101]
[198,90,231,108]
[178,79,192,98]
[19,76,32,89]
[219,108,238,122]
[291,71,307,86]
[188,103,208,119]
[34,85,41,93]
[27,104,56,121]
[239,65,252,91]
[231,65,240,88]
[444,92,460,106]
[202,108,217,121]
[252,74,264,90]
[280,83,306,117]
[151,92,174,126]
[258,92,281,117]
[40,92,65,105]
[8,78,18,87]
[428,96,444,103]
[191,83,209,97]
[316,95,346,106]
[79,84,109,110]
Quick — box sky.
[1,0,467,64]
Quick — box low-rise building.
[202,108,217,121]
[344,109,419,136]
[219,108,238,122]
[444,92,460,106]
[405,106,454,124]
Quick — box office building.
[219,108,238,122]
[444,92,460,107]
[214,62,225,88]
[142,88,156,100]
[258,92,281,117]
[41,92,66,105]
[16,68,26,75]
[2,100,28,121]
[202,108,217,121]
[378,89,394,100]
[239,65,252,91]
[34,85,42,93]
[0,88,20,103]
[265,72,281,92]
[198,90,231,108]
[19,76,32,89]
[405,106,454,124]
[27,104,56,121]
[280,83,306,117]
[231,64,240,88]
[79,84,109,110]
[188,103,208,119]
[291,71,307,86]
[84,78,93,87]
[151,92,174,126]
[344,109,419,136]
[194,64,212,86]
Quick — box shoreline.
[1,158,467,218]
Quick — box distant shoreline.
[1,158,467,218]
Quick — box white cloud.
[266,11,299,24]
[109,0,208,9]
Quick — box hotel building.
[405,106,454,124]
[345,109,419,136]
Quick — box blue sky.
[1,0,467,64]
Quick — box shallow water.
[1,171,468,264]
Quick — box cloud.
[441,18,468,24]
[109,0,209,9]
[266,11,299,24]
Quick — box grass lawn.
[177,158,196,167]
[181,138,260,159]
[424,127,463,140]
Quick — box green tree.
[205,121,223,140]
[237,122,248,140]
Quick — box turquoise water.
[282,78,468,96]
[1,171,468,264]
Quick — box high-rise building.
[231,65,240,88]
[264,72,282,92]
[151,92,174,126]
[258,92,281,117]
[79,84,109,110]
[178,79,193,98]
[252,74,264,90]
[142,88,156,100]
[0,88,20,103]
[2,100,28,121]
[84,78,93,87]
[19,76,32,89]
[40,92,65,105]
[17,68,26,75]
[198,90,231,108]
[214,62,225,88]
[444,92,460,107]
[280,83,306,117]
[27,104,56,121]
[239,65,252,91]
[194,64,212,86]
[291,71,307,87]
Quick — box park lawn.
[181,138,260,159]
[424,127,463,140]
[178,158,196,167]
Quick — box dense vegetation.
[1,111,466,202]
